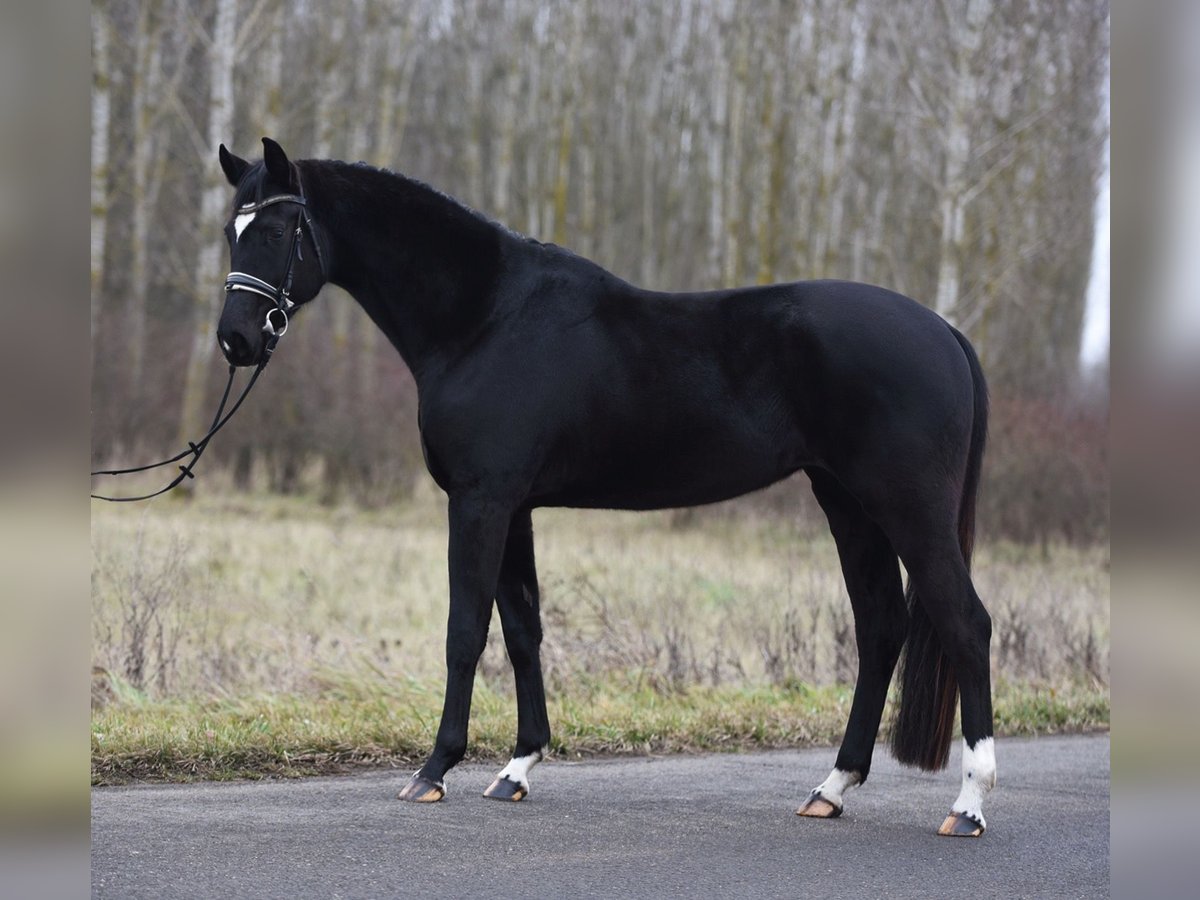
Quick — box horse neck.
[301,160,509,378]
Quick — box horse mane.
[301,159,522,245]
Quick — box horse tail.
[890,326,988,771]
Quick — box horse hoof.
[483,775,528,801]
[937,811,985,837]
[397,774,445,803]
[796,790,842,818]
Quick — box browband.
[236,193,307,213]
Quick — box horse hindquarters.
[883,328,994,834]
[798,320,994,835]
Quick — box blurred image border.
[1111,0,1200,896]
[0,1,92,899]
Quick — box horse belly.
[539,405,806,511]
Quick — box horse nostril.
[219,331,254,366]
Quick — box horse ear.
[218,143,250,187]
[261,137,297,191]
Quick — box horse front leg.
[483,509,550,801]
[398,494,511,802]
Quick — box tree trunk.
[251,0,285,137]
[178,0,238,444]
[822,2,867,275]
[705,44,727,285]
[934,0,990,322]
[551,3,583,247]
[313,6,348,159]
[91,9,112,343]
[639,70,662,287]
[721,18,749,287]
[382,5,424,166]
[128,0,166,394]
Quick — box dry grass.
[91,487,1108,781]
[92,490,1108,697]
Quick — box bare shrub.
[983,556,1109,688]
[758,606,821,687]
[993,596,1037,678]
[92,526,203,696]
[1052,606,1109,686]
[981,393,1109,545]
[91,500,1108,704]
[535,573,745,694]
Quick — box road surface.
[92,733,1109,898]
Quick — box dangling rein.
[90,355,273,502]
[92,189,323,501]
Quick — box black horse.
[217,138,995,837]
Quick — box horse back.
[420,268,974,510]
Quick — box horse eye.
[270,227,285,241]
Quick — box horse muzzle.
[218,297,286,367]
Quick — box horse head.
[216,138,326,367]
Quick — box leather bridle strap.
[90,361,267,502]
[91,186,327,502]
[223,192,326,314]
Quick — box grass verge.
[91,676,1107,785]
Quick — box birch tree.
[933,0,991,322]
[126,0,170,391]
[177,0,238,443]
[90,0,1108,505]
[91,9,112,342]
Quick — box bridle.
[223,189,327,357]
[91,183,327,502]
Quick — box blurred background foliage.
[90,0,1109,544]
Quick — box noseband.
[223,191,327,355]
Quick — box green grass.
[91,489,1108,784]
[91,674,1107,784]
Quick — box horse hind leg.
[887,523,996,836]
[483,509,551,802]
[928,560,995,837]
[797,470,908,820]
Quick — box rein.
[90,361,268,502]
[92,188,324,502]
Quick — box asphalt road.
[92,734,1109,899]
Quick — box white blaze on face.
[951,736,997,825]
[233,209,257,242]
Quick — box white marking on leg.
[950,737,996,827]
[233,210,256,241]
[495,749,545,791]
[812,767,862,808]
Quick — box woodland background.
[90,0,1110,544]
